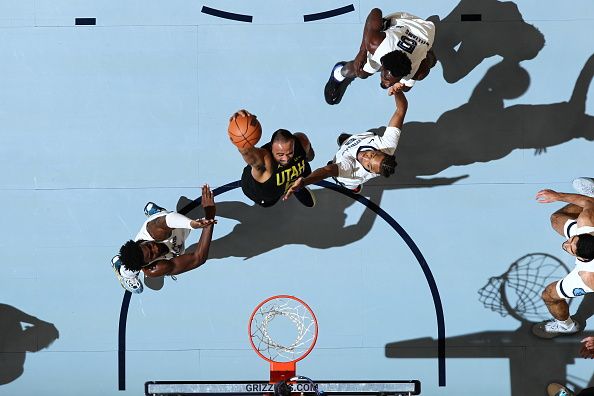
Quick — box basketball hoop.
[248,295,318,383]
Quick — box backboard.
[145,380,421,395]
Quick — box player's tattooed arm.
[239,146,267,169]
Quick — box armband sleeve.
[165,212,193,229]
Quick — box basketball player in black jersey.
[231,109,316,208]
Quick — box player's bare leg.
[532,281,579,339]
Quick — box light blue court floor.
[1,1,594,395]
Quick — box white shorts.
[563,219,578,238]
[556,264,594,298]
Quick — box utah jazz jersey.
[241,137,311,206]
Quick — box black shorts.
[240,166,281,207]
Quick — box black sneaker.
[337,133,352,146]
[293,187,316,208]
[324,62,354,105]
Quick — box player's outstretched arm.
[238,146,268,170]
[536,189,594,236]
[145,186,217,277]
[164,222,215,276]
[536,189,594,208]
[387,91,409,129]
[230,109,268,172]
[282,164,339,201]
[146,210,215,241]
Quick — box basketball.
[228,114,262,149]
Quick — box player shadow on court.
[168,53,594,262]
[384,253,594,396]
[175,189,380,261]
[0,304,59,385]
[429,0,545,84]
[366,53,594,191]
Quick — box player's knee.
[542,282,561,303]
[549,212,560,229]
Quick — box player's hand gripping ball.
[228,111,262,149]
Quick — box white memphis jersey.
[333,126,401,189]
[134,212,191,264]
[363,12,435,87]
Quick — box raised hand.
[282,177,305,201]
[580,337,594,358]
[229,109,253,122]
[535,189,561,203]
[387,82,406,96]
[201,184,216,220]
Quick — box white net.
[478,253,571,323]
[249,296,317,363]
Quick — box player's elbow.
[192,254,209,268]
[550,212,562,229]
[369,8,382,18]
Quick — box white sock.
[333,65,346,82]
[558,317,575,329]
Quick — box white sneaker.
[111,255,143,294]
[532,318,580,339]
[573,177,594,197]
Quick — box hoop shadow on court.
[0,304,59,385]
[385,253,594,396]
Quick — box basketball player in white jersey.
[283,90,406,198]
[111,184,217,294]
[532,189,594,338]
[325,8,436,105]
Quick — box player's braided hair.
[380,50,412,79]
[577,234,594,260]
[119,240,145,271]
[380,155,397,177]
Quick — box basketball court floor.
[1,1,593,395]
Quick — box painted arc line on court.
[201,6,253,23]
[303,5,355,22]
[117,180,446,389]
